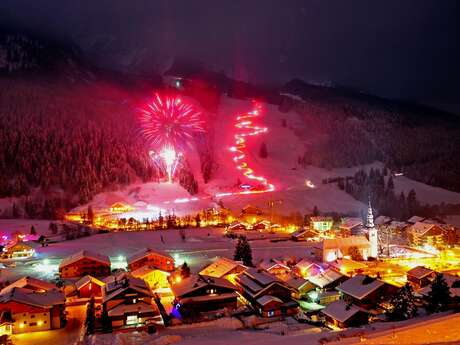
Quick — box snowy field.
[0,227,315,283]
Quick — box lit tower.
[366,198,378,258]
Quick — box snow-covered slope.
[75,96,460,218]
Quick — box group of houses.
[0,247,176,336]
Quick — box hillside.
[1,32,460,220]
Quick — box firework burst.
[139,93,204,150]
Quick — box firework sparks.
[140,94,204,150]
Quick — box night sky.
[1,0,459,113]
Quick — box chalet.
[293,259,323,278]
[310,216,334,232]
[131,266,170,291]
[109,202,134,214]
[226,222,248,232]
[406,266,436,290]
[336,274,396,309]
[0,287,65,334]
[258,259,291,279]
[408,222,447,248]
[339,218,363,236]
[235,268,298,317]
[1,242,35,259]
[285,276,315,299]
[321,300,368,329]
[314,236,371,262]
[239,205,263,224]
[102,273,160,329]
[59,250,111,278]
[74,275,105,299]
[199,257,247,279]
[0,277,57,295]
[127,248,175,272]
[308,268,347,291]
[291,228,319,242]
[170,274,238,317]
[253,220,271,231]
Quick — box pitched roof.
[131,266,170,279]
[407,216,426,224]
[407,266,435,280]
[170,274,236,298]
[0,276,57,295]
[127,248,174,265]
[102,273,152,302]
[244,268,279,286]
[336,274,385,300]
[286,276,311,290]
[59,250,110,269]
[256,295,283,306]
[374,216,392,226]
[410,222,439,237]
[258,259,290,272]
[417,273,460,298]
[199,257,246,278]
[340,217,363,229]
[75,275,105,290]
[107,300,157,317]
[321,300,365,323]
[0,287,65,308]
[310,216,333,223]
[319,236,370,250]
[308,269,345,289]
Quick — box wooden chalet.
[130,266,170,291]
[0,287,65,334]
[170,274,238,317]
[406,266,436,290]
[74,275,105,299]
[321,300,368,329]
[235,268,298,317]
[0,276,58,295]
[1,241,35,259]
[258,259,291,280]
[59,250,111,278]
[127,248,175,272]
[102,273,160,329]
[336,274,397,309]
[199,257,247,279]
[408,222,450,248]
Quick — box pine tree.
[234,236,253,266]
[30,225,37,235]
[312,205,320,216]
[426,273,451,313]
[407,189,419,216]
[388,283,417,321]
[259,142,268,158]
[85,296,96,335]
[181,262,191,278]
[87,205,94,225]
[387,176,394,192]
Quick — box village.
[0,199,459,345]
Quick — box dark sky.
[1,0,459,113]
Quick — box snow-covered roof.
[59,250,110,269]
[286,276,311,290]
[127,248,174,265]
[336,274,385,300]
[0,276,57,295]
[319,236,370,250]
[256,295,283,306]
[244,268,279,286]
[407,266,435,280]
[75,275,105,290]
[258,259,290,272]
[407,216,426,224]
[321,300,365,323]
[340,217,363,229]
[0,287,65,308]
[410,222,440,237]
[374,216,392,226]
[308,269,345,289]
[199,257,246,278]
[131,266,170,279]
[170,274,236,298]
[108,300,157,317]
[103,273,152,302]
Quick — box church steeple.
[366,197,375,228]
[366,196,378,258]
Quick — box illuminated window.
[268,310,275,317]
[126,315,138,325]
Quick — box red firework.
[139,94,204,149]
